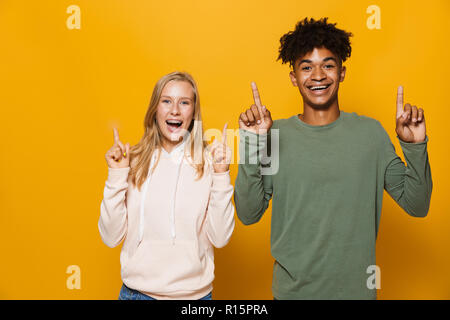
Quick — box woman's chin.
[162,132,184,143]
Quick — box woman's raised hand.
[105,128,130,169]
[211,123,232,173]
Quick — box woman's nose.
[169,102,181,115]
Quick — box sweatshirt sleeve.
[234,129,273,225]
[383,131,433,218]
[98,167,130,248]
[205,170,235,248]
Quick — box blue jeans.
[118,283,212,300]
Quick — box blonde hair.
[129,71,207,190]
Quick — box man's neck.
[299,103,340,126]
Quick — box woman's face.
[156,80,195,151]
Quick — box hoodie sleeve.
[98,167,130,248]
[205,170,235,248]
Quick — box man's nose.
[311,67,326,81]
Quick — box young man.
[234,17,432,299]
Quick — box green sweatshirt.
[234,111,432,300]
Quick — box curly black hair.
[278,17,353,69]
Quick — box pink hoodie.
[98,142,235,299]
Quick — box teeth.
[167,120,182,125]
[310,85,329,90]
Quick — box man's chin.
[302,92,339,109]
[306,100,333,110]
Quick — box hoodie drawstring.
[170,155,183,245]
[138,145,185,246]
[138,152,157,244]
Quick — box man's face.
[289,47,346,109]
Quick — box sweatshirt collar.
[161,140,186,157]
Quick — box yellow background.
[0,0,449,299]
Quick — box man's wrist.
[397,135,429,145]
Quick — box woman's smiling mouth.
[166,119,183,132]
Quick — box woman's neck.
[161,139,184,154]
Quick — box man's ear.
[289,70,298,87]
[339,65,346,82]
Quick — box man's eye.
[324,65,335,69]
[302,66,311,71]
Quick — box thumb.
[256,104,264,123]
[261,105,271,120]
[396,111,409,127]
[124,143,130,159]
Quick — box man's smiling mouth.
[307,84,331,92]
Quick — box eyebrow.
[161,95,193,100]
[298,56,338,66]
[323,57,337,63]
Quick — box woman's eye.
[162,99,170,103]
[181,101,190,105]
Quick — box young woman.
[99,71,235,300]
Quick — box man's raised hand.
[105,128,130,168]
[395,86,426,143]
[239,82,273,134]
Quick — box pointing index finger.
[251,82,263,108]
[222,123,228,145]
[113,128,120,144]
[396,86,404,119]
